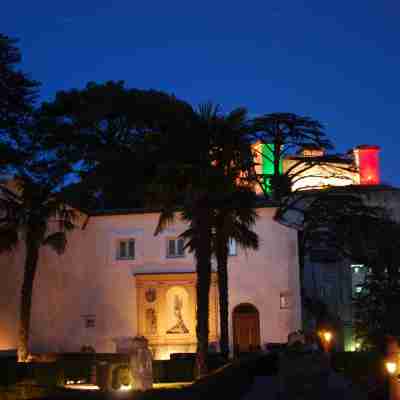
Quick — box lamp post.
[386,336,400,400]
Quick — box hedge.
[331,351,385,397]
[0,351,256,389]
[136,353,276,400]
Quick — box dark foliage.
[353,272,400,351]
[0,34,39,132]
[291,189,400,349]
[250,112,333,201]
[37,81,195,211]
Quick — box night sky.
[2,1,400,185]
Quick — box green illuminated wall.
[260,143,283,194]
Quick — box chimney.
[353,145,380,185]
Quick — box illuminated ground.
[152,382,192,389]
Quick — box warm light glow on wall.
[64,383,100,391]
[0,330,16,352]
[156,345,195,360]
[287,163,358,192]
[354,145,380,185]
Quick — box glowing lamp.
[323,331,332,343]
[119,384,132,391]
[354,145,380,185]
[386,361,398,375]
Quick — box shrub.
[153,359,195,383]
[0,357,17,387]
[136,356,261,400]
[331,351,384,396]
[110,364,133,390]
[57,353,96,382]
[17,363,64,387]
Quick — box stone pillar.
[130,336,153,391]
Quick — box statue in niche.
[145,288,156,303]
[167,295,189,334]
[145,308,157,335]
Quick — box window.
[280,292,292,309]
[228,238,237,256]
[351,264,364,273]
[116,239,135,260]
[320,283,332,298]
[167,238,185,258]
[82,315,96,328]
[355,285,363,294]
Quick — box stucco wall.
[0,207,301,354]
[227,207,301,346]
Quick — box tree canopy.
[0,34,39,172]
[37,81,195,210]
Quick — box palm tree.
[150,103,257,374]
[153,176,215,376]
[149,104,215,376]
[213,188,259,358]
[176,105,259,362]
[205,107,259,358]
[0,166,76,361]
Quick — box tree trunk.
[18,239,40,362]
[194,208,212,377]
[216,229,229,359]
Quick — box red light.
[354,145,380,185]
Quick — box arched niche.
[165,286,190,335]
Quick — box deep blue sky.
[3,1,400,185]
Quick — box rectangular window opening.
[167,238,185,258]
[228,238,237,256]
[82,315,96,328]
[117,238,135,260]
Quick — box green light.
[260,144,282,194]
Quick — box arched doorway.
[232,303,260,354]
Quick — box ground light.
[386,362,398,375]
[323,331,332,344]
[118,384,133,391]
[64,383,100,390]
[350,341,361,351]
[386,336,400,400]
[318,330,333,354]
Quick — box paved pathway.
[242,372,368,400]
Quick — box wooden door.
[233,304,260,353]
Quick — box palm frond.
[179,228,195,252]
[0,226,19,252]
[231,225,259,250]
[198,102,220,121]
[42,231,67,255]
[154,208,175,236]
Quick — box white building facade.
[0,206,301,359]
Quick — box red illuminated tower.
[353,145,380,185]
